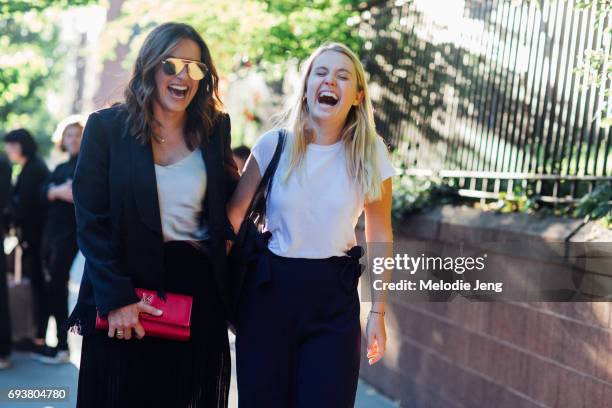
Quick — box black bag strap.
[248,129,286,228]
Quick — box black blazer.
[0,155,12,233]
[69,105,239,329]
[12,155,49,243]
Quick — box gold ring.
[116,330,124,338]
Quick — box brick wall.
[358,206,612,407]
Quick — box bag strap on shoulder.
[249,129,286,226]
[261,129,286,194]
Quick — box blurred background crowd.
[0,118,82,367]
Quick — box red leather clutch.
[95,288,193,341]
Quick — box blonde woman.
[228,42,395,407]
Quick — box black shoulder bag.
[228,129,286,322]
[246,129,286,232]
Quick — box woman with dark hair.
[65,22,238,407]
[31,116,84,364]
[3,128,50,351]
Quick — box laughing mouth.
[317,90,339,106]
[168,84,189,99]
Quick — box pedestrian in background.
[4,129,50,352]
[232,145,250,175]
[0,153,14,369]
[31,116,84,364]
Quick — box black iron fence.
[360,0,611,202]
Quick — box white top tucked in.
[251,129,397,258]
[154,148,208,242]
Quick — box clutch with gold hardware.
[95,288,193,341]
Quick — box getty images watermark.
[360,241,612,302]
[370,252,504,293]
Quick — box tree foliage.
[0,0,92,16]
[0,0,95,154]
[102,0,364,78]
[255,0,364,64]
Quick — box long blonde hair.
[277,42,385,201]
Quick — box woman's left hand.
[366,312,386,365]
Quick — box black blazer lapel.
[129,135,163,237]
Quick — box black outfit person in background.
[32,118,83,364]
[4,129,49,348]
[0,154,14,368]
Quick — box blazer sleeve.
[13,159,49,224]
[220,114,239,241]
[73,112,139,317]
[222,113,240,202]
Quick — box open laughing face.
[154,38,203,113]
[305,50,363,125]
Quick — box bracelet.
[369,310,385,317]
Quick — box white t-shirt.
[154,148,208,242]
[251,129,397,258]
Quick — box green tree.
[0,0,92,15]
[254,0,364,64]
[101,0,364,78]
[0,0,94,155]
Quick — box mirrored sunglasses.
[161,58,208,81]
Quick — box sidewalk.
[0,350,397,408]
[0,254,398,408]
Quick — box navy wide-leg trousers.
[236,248,363,408]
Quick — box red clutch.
[95,288,193,341]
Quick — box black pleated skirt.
[76,241,230,408]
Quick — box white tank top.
[154,148,208,242]
[251,129,396,258]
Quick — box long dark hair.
[124,22,223,148]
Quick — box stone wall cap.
[397,205,609,243]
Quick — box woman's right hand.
[107,301,163,340]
